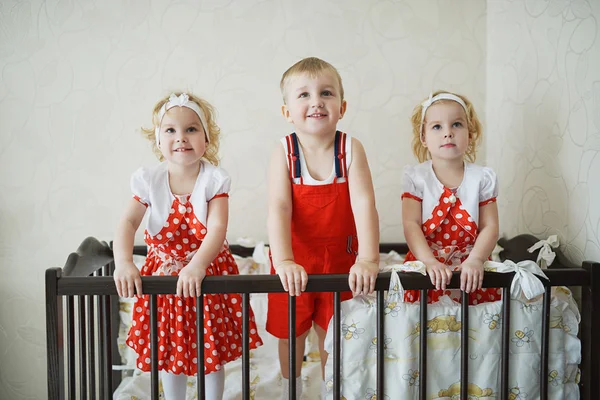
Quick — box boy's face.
[281,71,346,136]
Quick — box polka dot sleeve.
[130,167,150,207]
[479,167,498,206]
[208,167,231,201]
[401,165,422,202]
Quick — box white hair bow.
[155,93,209,146]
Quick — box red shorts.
[266,240,356,339]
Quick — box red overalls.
[403,187,501,305]
[266,131,358,339]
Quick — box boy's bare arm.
[267,145,294,265]
[347,139,380,294]
[267,145,307,296]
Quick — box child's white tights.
[280,376,303,400]
[161,369,225,400]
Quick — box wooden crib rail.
[46,235,600,400]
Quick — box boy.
[266,57,380,399]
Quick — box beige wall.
[486,0,600,264]
[1,0,598,398]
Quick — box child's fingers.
[135,276,143,297]
[188,281,196,298]
[127,280,135,298]
[293,271,302,296]
[301,270,308,292]
[474,271,483,292]
[367,274,376,294]
[354,274,364,295]
[176,278,183,297]
[279,273,289,293]
[182,279,190,298]
[348,272,356,293]
[287,273,296,296]
[460,270,467,292]
[466,271,476,293]
[196,281,202,297]
[429,270,437,289]
[439,269,447,290]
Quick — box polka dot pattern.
[127,195,263,376]
[404,188,501,305]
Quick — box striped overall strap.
[285,133,301,179]
[334,130,348,179]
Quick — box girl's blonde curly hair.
[141,92,221,166]
[410,90,482,163]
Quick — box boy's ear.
[281,104,293,123]
[339,100,347,120]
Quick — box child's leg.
[313,323,329,378]
[204,369,225,400]
[278,329,310,378]
[160,371,187,400]
[314,323,330,399]
[278,329,310,399]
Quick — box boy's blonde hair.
[142,92,221,166]
[410,90,482,163]
[280,57,344,103]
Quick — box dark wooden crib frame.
[45,235,600,399]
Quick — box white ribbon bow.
[484,260,547,300]
[527,235,559,269]
[155,93,209,146]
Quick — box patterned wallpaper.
[0,0,595,398]
[486,0,600,264]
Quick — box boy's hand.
[349,260,379,296]
[114,261,143,298]
[460,258,484,293]
[177,263,207,298]
[274,260,308,296]
[425,260,453,291]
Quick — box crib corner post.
[582,261,600,399]
[46,267,63,400]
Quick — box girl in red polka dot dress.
[402,90,500,305]
[113,92,262,400]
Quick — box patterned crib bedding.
[323,260,581,400]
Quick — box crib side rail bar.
[581,261,600,399]
[46,267,64,400]
[53,269,590,296]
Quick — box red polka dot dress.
[401,162,501,305]
[126,162,263,376]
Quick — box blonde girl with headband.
[402,90,500,305]
[113,92,262,400]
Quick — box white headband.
[420,92,468,141]
[155,93,209,146]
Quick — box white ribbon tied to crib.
[484,259,548,300]
[384,259,546,301]
[527,235,560,269]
